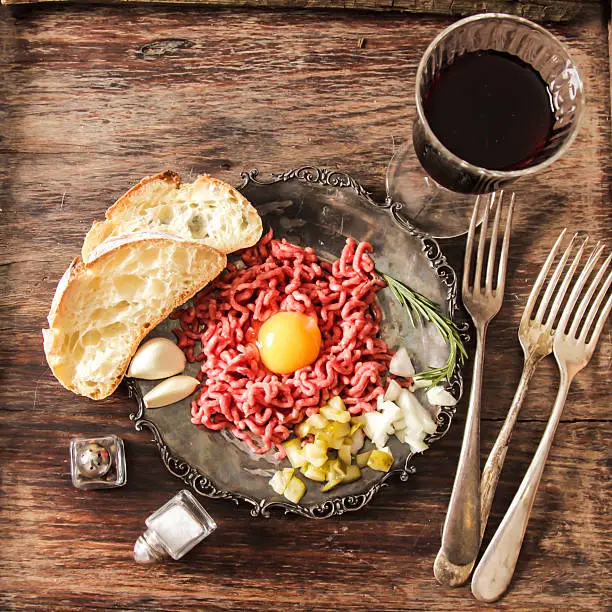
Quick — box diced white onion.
[405,437,429,454]
[368,388,439,453]
[379,400,401,419]
[384,379,402,402]
[389,347,415,378]
[409,376,431,391]
[398,389,437,434]
[364,402,395,446]
[372,431,389,450]
[362,411,384,440]
[426,386,458,407]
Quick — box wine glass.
[386,13,584,239]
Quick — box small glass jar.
[70,434,127,490]
[134,490,217,563]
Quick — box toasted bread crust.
[81,170,262,261]
[81,220,112,259]
[44,234,226,400]
[104,170,182,218]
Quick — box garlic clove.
[128,338,186,380]
[143,375,200,409]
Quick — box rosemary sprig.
[381,272,467,387]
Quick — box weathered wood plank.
[0,409,609,610]
[0,0,597,24]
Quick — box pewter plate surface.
[127,167,464,518]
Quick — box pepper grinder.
[70,435,127,490]
[134,490,217,564]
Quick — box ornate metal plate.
[127,166,466,518]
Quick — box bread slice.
[43,234,226,400]
[81,171,262,261]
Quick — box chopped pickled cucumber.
[314,431,343,451]
[343,464,362,483]
[269,468,295,494]
[314,430,332,446]
[320,403,351,423]
[284,476,307,504]
[350,428,365,454]
[320,456,351,492]
[316,420,350,449]
[328,396,346,411]
[269,473,285,494]
[283,438,306,468]
[367,449,394,472]
[350,415,365,427]
[307,413,328,430]
[301,462,327,482]
[320,477,343,492]
[349,422,364,435]
[304,440,328,467]
[279,396,369,493]
[356,450,372,468]
[327,421,351,440]
[338,445,352,466]
[325,459,347,480]
[295,421,311,438]
[325,434,346,450]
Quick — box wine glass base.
[386,140,485,239]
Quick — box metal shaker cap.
[76,442,112,478]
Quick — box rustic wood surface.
[0,0,598,24]
[0,4,610,610]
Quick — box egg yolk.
[257,311,322,375]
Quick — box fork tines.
[555,238,612,346]
[524,230,612,345]
[463,191,514,299]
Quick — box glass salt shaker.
[70,434,127,490]
[134,490,217,563]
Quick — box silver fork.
[435,192,514,573]
[472,239,612,603]
[434,228,581,586]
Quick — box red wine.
[423,50,554,171]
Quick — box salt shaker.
[70,434,127,490]
[134,490,217,563]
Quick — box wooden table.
[1,3,610,610]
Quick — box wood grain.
[0,0,598,24]
[0,4,610,610]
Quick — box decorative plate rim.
[127,165,468,519]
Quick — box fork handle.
[479,355,539,540]
[471,366,572,603]
[440,323,487,565]
[433,355,541,588]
